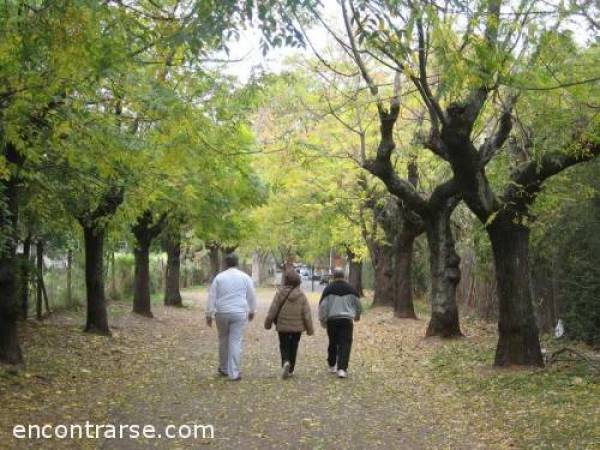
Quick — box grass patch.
[428,335,600,448]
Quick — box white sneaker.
[328,366,337,374]
[282,361,291,379]
[337,369,348,378]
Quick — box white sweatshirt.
[206,268,257,317]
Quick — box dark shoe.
[282,361,291,379]
[217,368,228,377]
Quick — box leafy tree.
[334,0,600,365]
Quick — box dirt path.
[1,288,500,449]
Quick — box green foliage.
[532,160,600,344]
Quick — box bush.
[557,200,600,346]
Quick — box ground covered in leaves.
[1,288,599,449]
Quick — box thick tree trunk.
[0,144,24,365]
[371,242,395,306]
[488,217,543,367]
[0,229,21,364]
[394,232,417,319]
[164,232,182,307]
[82,226,110,335]
[346,249,364,297]
[131,210,166,317]
[20,235,32,320]
[424,200,462,337]
[133,242,153,317]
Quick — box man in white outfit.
[206,253,256,381]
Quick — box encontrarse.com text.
[13,422,214,440]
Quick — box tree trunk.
[347,249,364,297]
[0,144,24,365]
[488,216,543,367]
[20,235,32,320]
[82,226,110,335]
[164,232,182,307]
[133,242,153,317]
[36,240,43,320]
[394,231,417,319]
[371,242,395,306]
[131,210,166,317]
[424,200,462,337]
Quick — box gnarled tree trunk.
[83,225,110,335]
[346,248,364,297]
[164,231,182,307]
[424,198,462,337]
[394,230,418,319]
[488,216,543,366]
[371,242,395,306]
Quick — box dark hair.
[284,269,301,287]
[224,253,239,268]
[333,268,345,280]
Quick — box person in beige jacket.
[265,269,314,379]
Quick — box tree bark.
[371,242,395,306]
[133,242,152,317]
[393,231,418,319]
[82,226,110,335]
[164,231,182,307]
[0,190,22,364]
[488,216,544,366]
[346,249,364,297]
[131,211,166,317]
[424,198,463,337]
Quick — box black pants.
[327,319,353,371]
[278,332,302,373]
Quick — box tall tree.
[131,210,166,317]
[340,0,600,364]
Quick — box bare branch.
[341,0,380,103]
[479,96,517,166]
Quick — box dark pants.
[327,318,353,371]
[278,332,302,373]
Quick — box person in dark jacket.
[318,268,362,378]
[265,269,314,379]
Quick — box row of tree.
[240,0,600,367]
[0,0,318,366]
[1,0,598,371]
